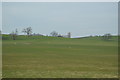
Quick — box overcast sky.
[2,2,118,37]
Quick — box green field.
[2,35,118,78]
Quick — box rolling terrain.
[2,35,118,78]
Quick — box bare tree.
[22,27,32,36]
[0,30,2,40]
[67,32,71,38]
[0,30,1,34]
[50,31,58,37]
[10,29,18,40]
[22,28,26,35]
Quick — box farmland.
[2,35,118,78]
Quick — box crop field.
[2,36,118,78]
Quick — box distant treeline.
[1,27,71,40]
[0,27,119,41]
[2,33,118,42]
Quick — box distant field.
[2,35,118,78]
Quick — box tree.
[50,31,58,37]
[0,30,1,34]
[102,33,112,41]
[67,32,71,38]
[22,27,32,36]
[57,34,63,37]
[0,30,1,37]
[10,29,18,40]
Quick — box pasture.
[2,36,118,78]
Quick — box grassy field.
[2,36,118,78]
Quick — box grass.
[2,35,118,78]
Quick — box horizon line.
[1,33,118,38]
